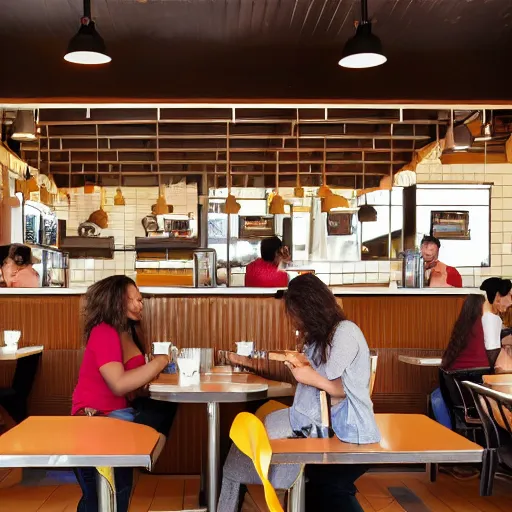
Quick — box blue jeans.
[74,408,136,512]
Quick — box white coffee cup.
[153,341,172,355]
[236,341,254,356]
[3,331,21,347]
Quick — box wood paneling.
[0,292,464,474]
[142,296,211,349]
[209,297,294,351]
[0,296,82,350]
[343,296,466,350]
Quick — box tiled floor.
[0,469,511,511]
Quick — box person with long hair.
[442,278,512,370]
[441,294,487,370]
[72,275,177,512]
[0,244,39,288]
[218,274,379,512]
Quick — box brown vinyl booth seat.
[0,416,165,512]
[462,381,512,497]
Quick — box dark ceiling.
[1,0,512,101]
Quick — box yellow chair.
[255,400,289,423]
[230,412,284,512]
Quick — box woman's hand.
[152,354,171,371]
[285,361,345,399]
[284,362,317,386]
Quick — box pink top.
[7,265,40,288]
[244,258,289,288]
[71,323,145,415]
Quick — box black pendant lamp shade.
[339,0,386,69]
[65,0,111,65]
[358,204,378,223]
[12,110,37,141]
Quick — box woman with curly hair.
[218,273,379,512]
[72,275,177,512]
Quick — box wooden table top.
[0,416,163,469]
[150,372,294,404]
[271,414,483,465]
[398,355,442,367]
[0,345,44,361]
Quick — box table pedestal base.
[207,402,220,511]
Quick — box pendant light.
[293,110,304,198]
[358,159,377,222]
[338,0,386,69]
[318,139,349,212]
[12,110,37,141]
[65,0,111,65]
[270,152,286,215]
[224,123,241,214]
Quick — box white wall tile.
[84,259,95,270]
[353,273,366,284]
[365,261,379,273]
[330,274,343,285]
[378,261,391,273]
[343,274,354,285]
[462,276,474,287]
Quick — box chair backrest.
[439,367,490,425]
[316,352,377,437]
[370,354,378,396]
[229,412,284,512]
[462,381,512,451]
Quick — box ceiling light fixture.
[12,110,37,141]
[339,0,386,69]
[65,0,111,65]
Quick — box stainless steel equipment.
[399,250,424,288]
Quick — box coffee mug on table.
[2,331,21,353]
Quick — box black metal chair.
[438,367,490,440]
[0,352,42,423]
[462,381,512,496]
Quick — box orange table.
[0,416,164,512]
[150,372,293,511]
[271,414,483,512]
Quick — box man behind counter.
[420,235,462,288]
[245,236,290,288]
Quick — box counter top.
[0,286,482,296]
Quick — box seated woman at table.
[0,244,40,288]
[72,275,177,512]
[218,273,380,512]
[442,278,512,371]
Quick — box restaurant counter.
[0,286,479,295]
[0,286,472,474]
